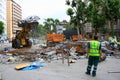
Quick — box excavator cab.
[12,16,40,48]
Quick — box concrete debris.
[69,47,78,59]
[0,40,120,64]
[69,59,76,63]
[44,50,56,56]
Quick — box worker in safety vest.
[109,36,117,50]
[86,35,102,77]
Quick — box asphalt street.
[0,42,120,80]
[0,56,120,80]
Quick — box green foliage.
[66,0,70,5]
[54,19,60,25]
[38,24,47,35]
[64,22,75,29]
[43,18,60,33]
[103,0,120,36]
[29,24,48,37]
[88,0,106,34]
[99,26,108,34]
[0,21,4,34]
[90,0,101,4]
[71,0,76,7]
[89,0,120,35]
[104,0,120,20]
[66,8,74,16]
[66,0,120,35]
[66,0,89,34]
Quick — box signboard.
[56,25,66,34]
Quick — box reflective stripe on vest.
[89,40,100,56]
[110,39,115,43]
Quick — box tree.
[43,18,52,33]
[38,24,48,35]
[0,21,4,34]
[54,19,60,25]
[65,22,75,29]
[102,0,120,36]
[29,23,50,37]
[88,0,106,34]
[43,18,60,33]
[66,0,120,36]
[66,8,74,19]
[89,0,120,35]
[66,0,91,40]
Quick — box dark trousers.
[110,43,115,50]
[86,56,100,75]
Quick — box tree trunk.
[110,20,114,37]
[77,25,80,41]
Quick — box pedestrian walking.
[86,35,102,77]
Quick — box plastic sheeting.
[22,62,44,71]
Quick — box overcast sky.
[14,0,70,24]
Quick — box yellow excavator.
[12,16,40,48]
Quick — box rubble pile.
[0,41,88,64]
[1,40,119,64]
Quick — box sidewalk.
[0,56,120,80]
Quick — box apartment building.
[0,0,6,35]
[6,0,22,38]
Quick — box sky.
[14,0,70,24]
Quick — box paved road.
[0,56,120,80]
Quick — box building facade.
[6,0,22,38]
[0,0,6,36]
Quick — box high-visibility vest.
[89,40,100,56]
[110,39,115,43]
